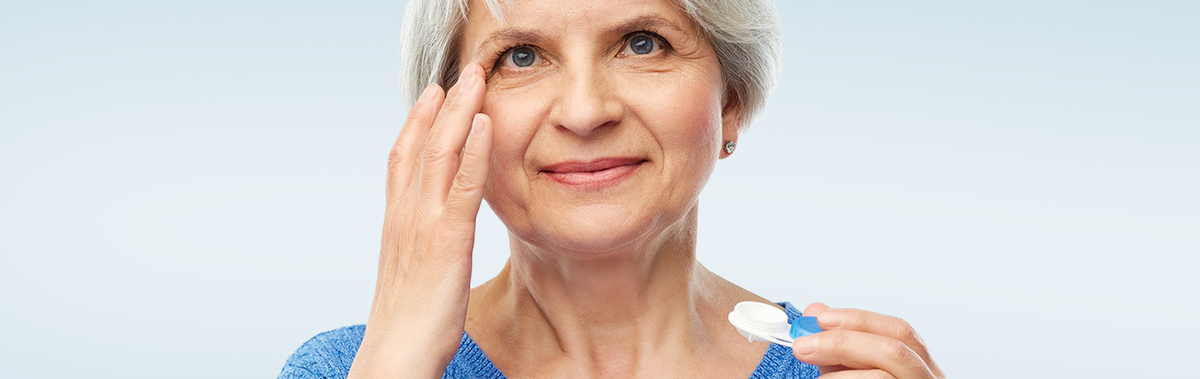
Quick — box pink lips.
[541,157,646,188]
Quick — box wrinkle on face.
[458,0,730,256]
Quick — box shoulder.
[277,325,366,379]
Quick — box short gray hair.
[398,0,781,129]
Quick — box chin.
[523,202,673,257]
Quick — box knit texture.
[278,302,819,378]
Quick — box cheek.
[669,97,724,184]
[483,89,549,152]
[479,87,547,195]
[631,72,726,205]
[677,96,724,151]
[627,73,725,160]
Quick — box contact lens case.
[728,301,823,347]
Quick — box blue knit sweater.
[279,302,819,378]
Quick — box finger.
[443,113,493,227]
[817,369,896,379]
[803,302,831,317]
[815,308,937,373]
[792,330,934,379]
[818,364,851,375]
[420,62,486,204]
[387,84,445,199]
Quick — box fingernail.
[470,114,484,135]
[792,335,818,355]
[818,310,844,328]
[417,84,437,104]
[458,64,477,90]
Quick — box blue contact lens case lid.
[790,316,822,338]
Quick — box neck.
[511,204,700,326]
[467,205,770,378]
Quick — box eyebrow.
[473,15,687,57]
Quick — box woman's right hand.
[348,63,492,379]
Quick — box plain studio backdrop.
[1,0,1197,377]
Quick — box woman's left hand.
[791,303,945,379]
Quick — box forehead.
[462,0,696,48]
[476,0,685,21]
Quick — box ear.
[719,89,742,159]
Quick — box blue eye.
[507,46,538,67]
[626,34,657,55]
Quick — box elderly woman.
[280,0,943,378]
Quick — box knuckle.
[421,143,453,163]
[461,144,485,165]
[387,146,402,164]
[387,146,411,169]
[885,339,908,361]
[452,161,483,190]
[884,339,922,367]
[452,172,476,193]
[896,319,920,341]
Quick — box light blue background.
[2,1,1196,377]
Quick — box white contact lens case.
[728,301,822,347]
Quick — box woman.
[281,0,944,378]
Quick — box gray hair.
[398,0,781,129]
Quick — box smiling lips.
[541,158,646,188]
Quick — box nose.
[547,66,622,137]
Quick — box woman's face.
[460,0,739,255]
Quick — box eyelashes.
[490,30,672,72]
[493,44,541,69]
[627,30,673,53]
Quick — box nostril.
[548,77,622,136]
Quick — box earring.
[723,141,737,154]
